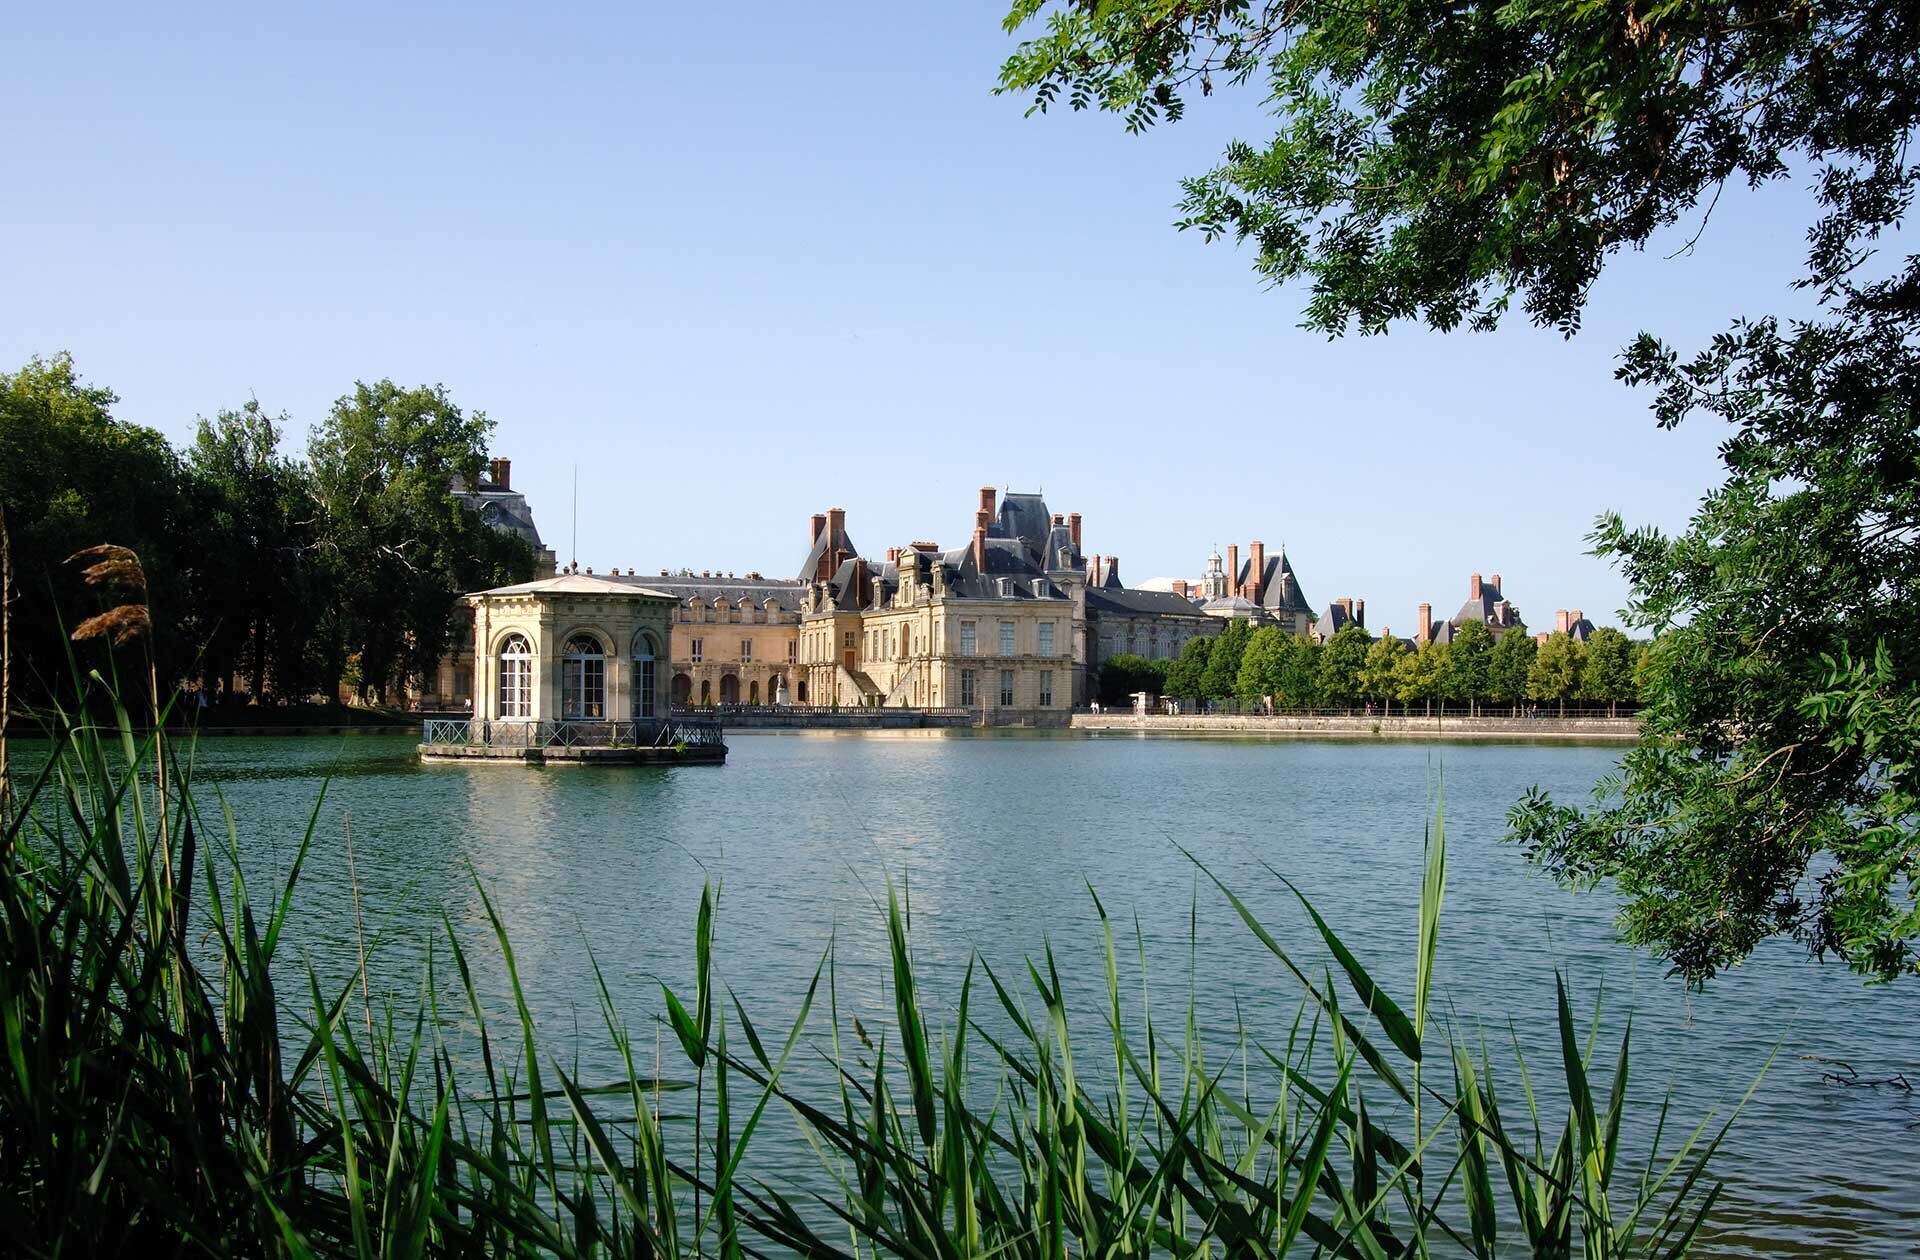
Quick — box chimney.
[1172,579,1188,598]
[1556,610,1569,633]
[1088,556,1102,586]
[1355,598,1365,626]
[1338,597,1352,617]
[488,457,511,490]
[1227,544,1240,596]
[827,506,846,538]
[1067,512,1082,552]
[1418,602,1432,644]
[1491,572,1502,594]
[1104,556,1120,587]
[1469,573,1483,600]
[1572,609,1584,626]
[1247,541,1266,603]
[811,512,827,544]
[973,525,988,572]
[886,546,900,564]
[979,486,996,518]
[1051,513,1064,526]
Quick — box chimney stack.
[1248,541,1266,603]
[488,458,511,490]
[1556,610,1569,633]
[1067,512,1082,553]
[1051,513,1064,526]
[1469,573,1483,600]
[1172,579,1188,598]
[979,486,997,519]
[1227,544,1240,596]
[1355,598,1365,626]
[1418,603,1432,644]
[1491,572,1503,594]
[1572,609,1584,625]
[973,523,988,572]
[811,512,827,544]
[827,506,846,537]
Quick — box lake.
[166,730,1918,1257]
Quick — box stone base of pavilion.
[417,717,727,766]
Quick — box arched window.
[562,634,606,719]
[632,632,658,719]
[497,634,533,719]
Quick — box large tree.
[1488,625,1537,715]
[1444,620,1494,715]
[1527,632,1587,717]
[308,381,531,703]
[1358,634,1410,714]
[0,354,192,703]
[1314,624,1373,709]
[184,401,335,702]
[1201,618,1253,700]
[1001,0,1920,981]
[1165,636,1212,700]
[1580,626,1638,717]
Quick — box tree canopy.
[1003,0,1920,982]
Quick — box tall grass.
[0,668,1754,1257]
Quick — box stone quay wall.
[1069,712,1639,742]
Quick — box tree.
[1003,2,1920,982]
[1165,636,1212,701]
[1201,619,1253,701]
[1394,640,1449,717]
[1314,625,1373,710]
[1487,626,1536,715]
[0,353,191,703]
[184,401,335,702]
[1580,627,1637,717]
[1234,626,1286,703]
[1357,635,1409,714]
[1098,653,1169,706]
[1527,633,1587,717]
[308,381,532,703]
[1444,620,1494,715]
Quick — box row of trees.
[0,354,533,709]
[1102,619,1644,715]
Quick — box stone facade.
[465,573,677,723]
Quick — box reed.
[0,663,1753,1258]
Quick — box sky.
[2,2,1843,635]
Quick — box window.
[497,634,532,718]
[999,669,1015,707]
[1038,621,1055,657]
[690,638,704,663]
[999,621,1016,656]
[1039,670,1053,707]
[633,634,657,718]
[740,638,753,662]
[844,631,855,648]
[960,669,976,706]
[960,621,977,656]
[787,640,797,663]
[561,635,606,719]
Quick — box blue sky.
[3,2,1837,634]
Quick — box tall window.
[632,633,657,718]
[740,638,753,662]
[562,635,606,719]
[999,621,1016,656]
[1039,670,1054,707]
[960,668,976,706]
[690,638,704,662]
[787,640,797,663]
[497,634,532,719]
[999,669,1015,707]
[960,621,977,656]
[1038,621,1055,657]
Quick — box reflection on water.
[29,731,1920,1257]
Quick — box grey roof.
[798,518,861,583]
[1087,588,1212,618]
[1451,578,1521,630]
[634,573,808,610]
[1098,556,1124,589]
[993,492,1054,566]
[456,486,545,548]
[1317,602,1363,638]
[1234,551,1314,616]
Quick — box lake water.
[159,731,1918,1256]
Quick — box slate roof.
[1086,588,1212,618]
[455,485,545,548]
[1234,551,1314,616]
[633,573,809,611]
[993,492,1054,566]
[1317,602,1363,638]
[798,517,861,583]
[1451,578,1520,629]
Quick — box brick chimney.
[1572,608,1584,623]
[1172,579,1188,598]
[488,457,511,489]
[1227,544,1240,596]
[1490,572,1502,595]
[1469,573,1483,600]
[1247,541,1266,604]
[979,486,996,518]
[1417,602,1432,644]
[1067,512,1082,552]
[827,506,846,538]
[811,512,827,544]
[1051,513,1064,526]
[1355,598,1365,626]
[973,521,988,572]
[1556,609,1570,633]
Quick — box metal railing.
[421,717,725,749]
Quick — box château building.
[1414,572,1524,645]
